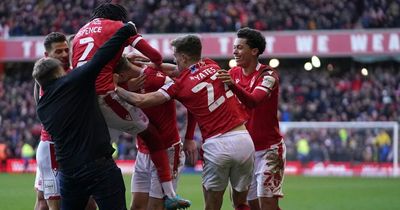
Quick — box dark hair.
[32,57,62,86]
[115,56,130,74]
[91,3,128,23]
[44,32,67,52]
[237,27,266,56]
[171,35,202,61]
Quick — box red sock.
[235,204,250,210]
[149,149,172,182]
[138,123,171,182]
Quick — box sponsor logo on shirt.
[189,65,199,74]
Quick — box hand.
[127,21,137,35]
[127,74,146,92]
[113,73,120,90]
[217,69,233,85]
[160,63,179,77]
[126,52,150,66]
[183,139,198,165]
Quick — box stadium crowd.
[0,0,400,37]
[0,63,398,163]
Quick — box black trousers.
[59,157,126,210]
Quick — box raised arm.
[131,37,162,66]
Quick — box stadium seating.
[0,0,399,37]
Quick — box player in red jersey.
[71,3,185,207]
[217,28,286,210]
[114,56,194,210]
[33,32,97,210]
[114,35,255,210]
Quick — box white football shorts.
[247,140,286,200]
[131,142,185,199]
[34,140,60,200]
[98,91,149,138]
[202,130,255,192]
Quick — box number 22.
[191,73,233,112]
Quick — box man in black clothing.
[33,22,137,210]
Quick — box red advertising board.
[4,159,398,177]
[0,29,399,61]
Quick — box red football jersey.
[72,18,139,94]
[136,67,180,154]
[229,63,282,151]
[160,58,247,141]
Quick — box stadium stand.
[0,0,399,37]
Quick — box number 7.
[76,37,94,67]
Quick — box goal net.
[280,121,399,177]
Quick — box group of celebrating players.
[32,2,286,210]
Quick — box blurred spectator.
[21,141,34,172]
[374,130,391,162]
[0,0,399,37]
[296,135,310,163]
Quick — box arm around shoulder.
[115,86,168,108]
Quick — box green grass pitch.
[0,173,399,210]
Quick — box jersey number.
[191,73,233,112]
[77,37,94,67]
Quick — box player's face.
[233,38,258,68]
[172,48,186,71]
[47,42,70,70]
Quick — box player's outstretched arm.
[115,86,168,108]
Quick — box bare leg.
[203,185,225,210]
[147,197,164,210]
[46,199,60,210]
[259,197,279,210]
[34,190,49,210]
[130,192,149,210]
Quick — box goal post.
[280,121,399,177]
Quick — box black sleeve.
[69,23,137,82]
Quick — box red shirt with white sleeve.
[229,63,282,151]
[136,67,180,154]
[159,58,247,141]
[72,18,162,95]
